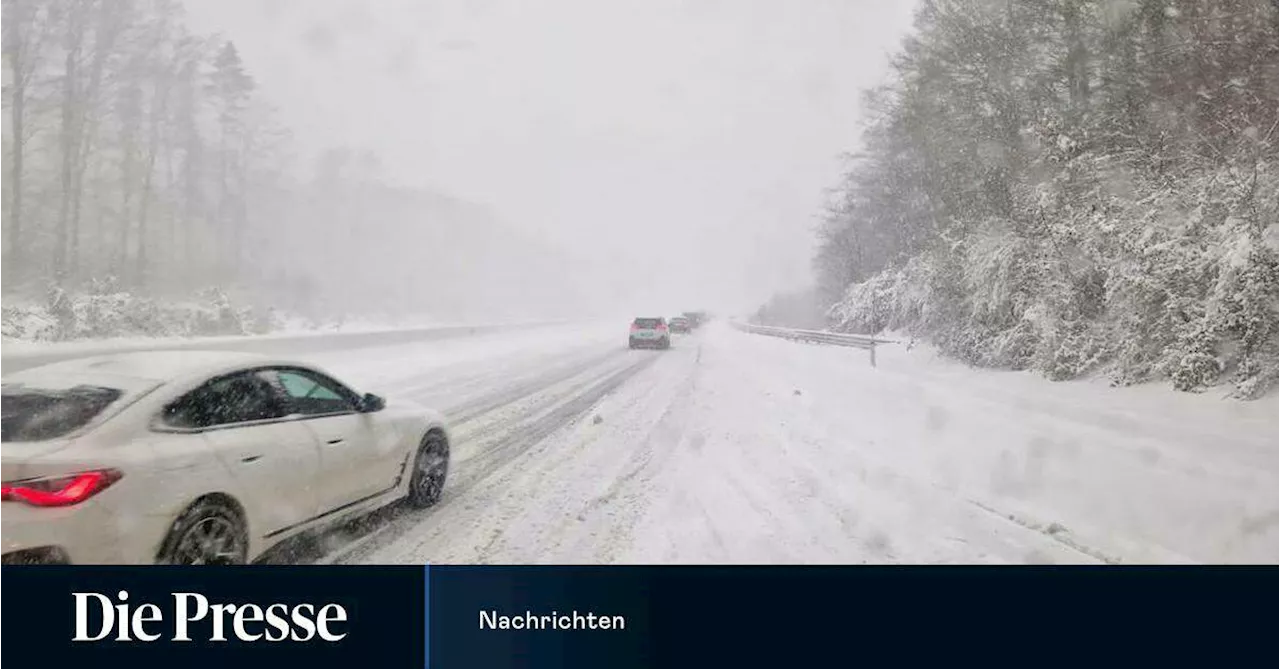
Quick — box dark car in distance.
[669,316,691,334]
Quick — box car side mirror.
[359,393,386,413]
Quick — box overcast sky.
[182,0,919,315]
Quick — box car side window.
[162,371,288,429]
[272,369,359,416]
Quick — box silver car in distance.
[1,350,450,565]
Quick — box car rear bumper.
[629,336,669,348]
[1,497,159,564]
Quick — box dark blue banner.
[429,566,1278,668]
[2,566,1274,667]
[1,566,424,666]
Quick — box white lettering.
[316,604,348,641]
[290,604,317,641]
[73,592,349,643]
[477,610,628,631]
[172,593,209,642]
[72,592,114,642]
[132,603,163,641]
[209,603,235,641]
[112,590,133,641]
[263,604,291,642]
[233,603,263,641]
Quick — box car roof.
[5,350,308,385]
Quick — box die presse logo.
[73,590,349,642]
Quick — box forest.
[2,0,318,339]
[3,1,278,293]
[814,0,1278,397]
[1,0,593,340]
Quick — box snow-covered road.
[256,320,1277,565]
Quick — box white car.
[628,317,671,349]
[1,350,450,565]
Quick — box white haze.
[181,0,919,318]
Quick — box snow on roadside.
[0,317,602,367]
[0,323,400,358]
[695,323,1277,563]
[613,326,1107,564]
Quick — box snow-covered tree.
[817,0,1278,397]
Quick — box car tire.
[157,498,249,565]
[407,431,449,509]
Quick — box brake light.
[0,469,123,507]
[656,323,667,331]
[631,323,640,331]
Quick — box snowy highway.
[237,320,1279,566]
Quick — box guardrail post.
[869,339,877,368]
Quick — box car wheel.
[158,498,248,565]
[407,431,449,509]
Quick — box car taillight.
[0,469,123,507]
[631,323,640,330]
[656,323,667,331]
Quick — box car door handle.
[241,455,263,463]
[326,438,345,445]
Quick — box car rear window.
[1,383,125,442]
[634,318,663,328]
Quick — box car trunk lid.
[1,439,80,482]
[631,319,666,338]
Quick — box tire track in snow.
[549,342,704,563]
[308,350,661,565]
[448,353,659,491]
[445,348,624,425]
[967,500,1119,564]
[358,340,701,565]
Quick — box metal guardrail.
[731,321,887,367]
